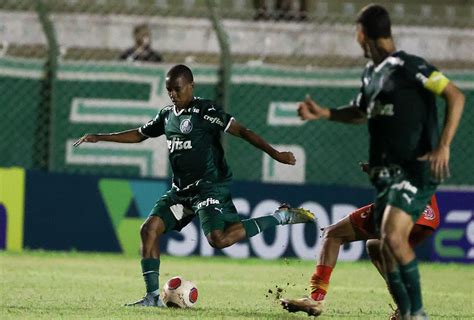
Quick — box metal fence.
[1,0,473,187]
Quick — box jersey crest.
[422,205,435,221]
[180,119,193,134]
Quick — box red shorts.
[349,195,440,242]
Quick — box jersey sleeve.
[404,56,450,96]
[351,88,367,111]
[202,104,234,132]
[139,111,165,138]
[351,75,368,112]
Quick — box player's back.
[359,51,440,167]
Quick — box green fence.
[1,1,473,187]
[1,57,473,186]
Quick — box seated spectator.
[120,24,163,63]
[254,0,307,21]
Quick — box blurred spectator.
[253,0,270,20]
[254,0,307,21]
[120,24,163,63]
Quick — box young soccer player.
[283,4,464,319]
[74,64,315,307]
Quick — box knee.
[366,239,381,258]
[140,220,158,240]
[321,225,343,245]
[382,232,406,252]
[207,232,227,249]
[321,225,334,239]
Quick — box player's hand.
[297,95,330,121]
[418,145,450,182]
[274,151,296,165]
[73,134,100,147]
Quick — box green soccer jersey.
[139,97,234,189]
[353,51,450,167]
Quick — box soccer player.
[281,163,440,319]
[74,64,315,307]
[283,4,465,319]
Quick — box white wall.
[0,11,472,62]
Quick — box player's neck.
[370,38,396,65]
[175,97,194,112]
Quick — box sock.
[387,268,411,316]
[399,259,423,315]
[141,258,160,296]
[310,265,333,301]
[241,216,279,238]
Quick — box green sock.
[241,216,279,237]
[400,259,423,314]
[141,258,160,295]
[387,268,411,316]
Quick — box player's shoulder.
[161,105,174,113]
[157,105,174,118]
[396,51,430,69]
[361,61,374,77]
[192,97,221,113]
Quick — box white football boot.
[273,204,316,224]
[125,293,165,307]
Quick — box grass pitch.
[0,251,472,319]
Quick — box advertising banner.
[0,167,26,252]
[432,190,474,263]
[22,170,374,261]
[3,170,472,263]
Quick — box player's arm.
[226,120,296,165]
[299,96,366,124]
[418,81,465,181]
[73,128,147,147]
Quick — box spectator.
[120,24,163,63]
[254,0,307,21]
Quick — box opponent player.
[281,163,440,319]
[283,4,464,319]
[74,64,315,307]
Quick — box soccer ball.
[162,276,198,308]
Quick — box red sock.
[310,265,333,301]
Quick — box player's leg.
[205,221,247,248]
[205,205,315,249]
[381,205,419,320]
[198,185,314,249]
[367,238,398,279]
[367,222,435,276]
[310,215,366,299]
[193,184,243,248]
[367,224,435,320]
[281,205,374,316]
[380,181,437,320]
[366,238,401,320]
[133,216,166,305]
[126,191,188,307]
[126,213,168,307]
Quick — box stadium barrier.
[1,168,473,263]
